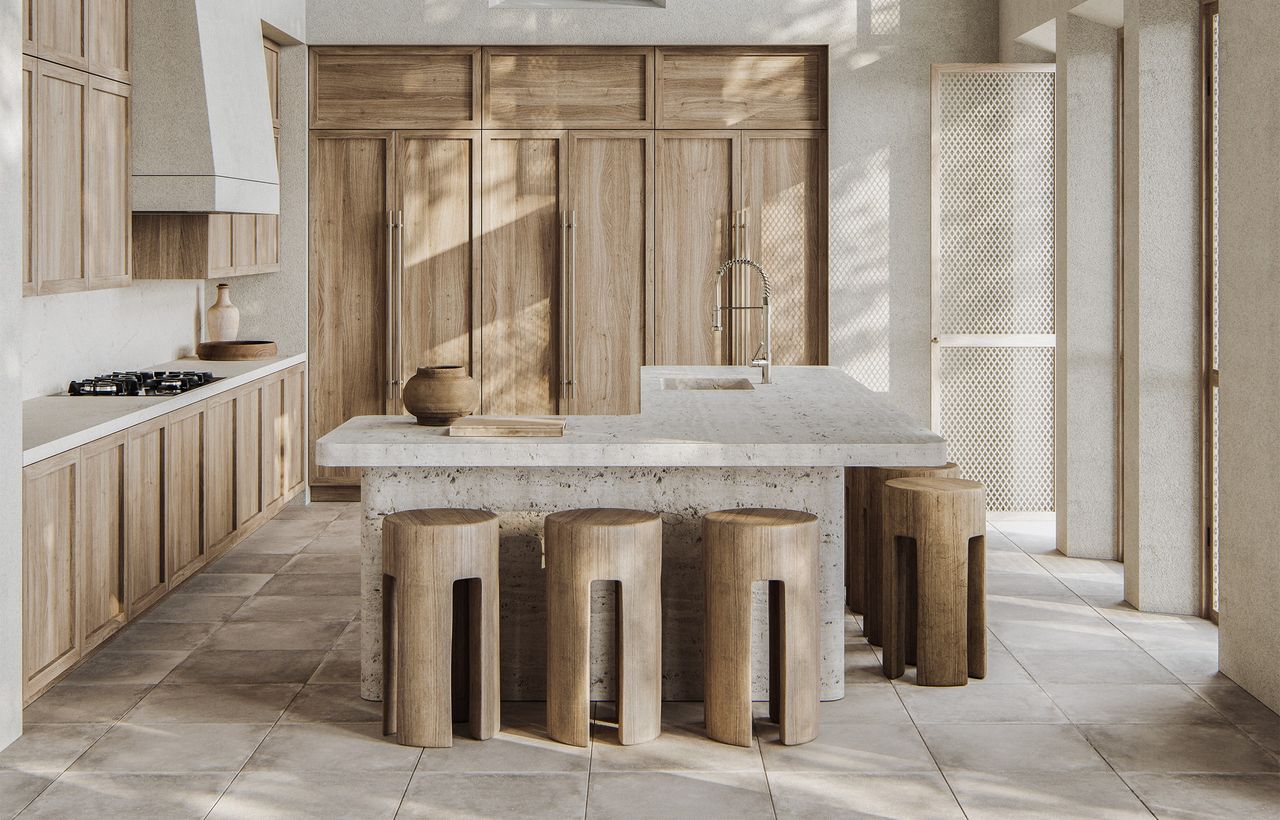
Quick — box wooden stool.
[545,508,662,747]
[382,509,500,747]
[703,508,819,747]
[880,478,986,686]
[846,463,959,645]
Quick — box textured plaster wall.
[303,0,1000,424]
[1056,14,1121,560]
[1217,0,1280,714]
[1121,0,1202,614]
[0,0,23,750]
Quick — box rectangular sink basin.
[662,377,755,391]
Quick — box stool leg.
[779,578,819,745]
[968,535,987,679]
[705,578,753,747]
[916,534,967,686]
[617,577,662,745]
[548,576,591,747]
[845,469,866,614]
[470,575,501,739]
[882,535,910,680]
[397,579,457,747]
[382,573,398,737]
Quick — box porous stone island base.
[316,366,947,703]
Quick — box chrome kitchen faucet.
[712,258,772,385]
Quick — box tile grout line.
[753,715,779,820]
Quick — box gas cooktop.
[67,371,222,397]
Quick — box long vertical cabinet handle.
[385,210,396,408]
[568,210,578,402]
[395,209,405,410]
[560,210,570,410]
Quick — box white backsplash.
[22,281,205,400]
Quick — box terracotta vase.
[402,366,480,426]
[206,283,240,342]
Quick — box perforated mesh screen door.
[932,65,1057,513]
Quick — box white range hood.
[131,0,279,214]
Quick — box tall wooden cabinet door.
[23,0,35,55]
[481,132,567,415]
[85,76,130,289]
[565,131,652,415]
[234,386,263,528]
[309,132,392,487]
[282,366,305,494]
[86,0,128,82]
[165,403,207,586]
[654,131,738,365]
[126,417,165,615]
[22,451,79,701]
[741,132,827,365]
[22,56,36,296]
[204,393,236,554]
[35,60,88,295]
[395,132,481,404]
[261,373,286,508]
[35,0,87,71]
[79,432,127,652]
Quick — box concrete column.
[1217,0,1280,714]
[1,0,25,748]
[1120,0,1203,614]
[1056,13,1122,560]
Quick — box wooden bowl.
[196,340,279,361]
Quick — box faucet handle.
[751,341,766,363]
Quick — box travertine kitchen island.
[317,366,947,703]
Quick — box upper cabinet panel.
[484,47,653,128]
[23,0,36,55]
[36,0,87,71]
[310,47,481,129]
[87,0,129,82]
[656,47,826,130]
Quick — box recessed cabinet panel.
[261,374,285,508]
[35,60,88,295]
[36,0,87,71]
[311,47,481,129]
[657,48,825,130]
[165,404,207,586]
[87,0,129,82]
[481,133,565,416]
[282,366,305,494]
[79,432,127,652]
[485,48,652,128]
[235,386,263,528]
[204,395,237,552]
[23,0,35,54]
[22,452,79,700]
[85,76,130,290]
[126,417,166,615]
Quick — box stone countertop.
[23,354,307,466]
[317,366,947,469]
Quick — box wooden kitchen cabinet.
[78,431,127,653]
[310,47,481,129]
[132,212,279,279]
[34,59,87,295]
[282,366,305,495]
[35,0,87,71]
[125,416,166,615]
[261,372,286,508]
[484,47,653,128]
[85,75,130,290]
[235,385,263,528]
[22,56,36,296]
[23,0,35,55]
[86,0,129,82]
[204,393,237,553]
[656,47,826,130]
[166,403,207,586]
[22,451,80,701]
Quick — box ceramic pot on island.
[206,283,240,342]
[402,366,480,426]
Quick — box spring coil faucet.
[712,258,772,384]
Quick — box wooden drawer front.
[22,452,80,699]
[311,47,480,129]
[79,431,127,652]
[165,405,207,586]
[485,49,652,128]
[657,48,825,130]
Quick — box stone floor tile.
[257,572,359,596]
[593,701,706,729]
[1123,773,1280,819]
[137,594,248,623]
[123,684,300,724]
[208,770,412,820]
[986,574,1076,597]
[892,640,1033,686]
[989,619,1141,652]
[279,553,360,574]
[918,724,1108,773]
[1192,683,1280,725]
[985,593,1107,624]
[845,643,893,684]
[986,551,1054,575]
[1146,649,1231,686]
[944,771,1153,819]
[990,520,1057,554]
[230,594,360,622]
[1081,723,1280,773]
[280,684,383,723]
[1241,722,1280,755]
[1042,684,1228,725]
[205,552,293,575]
[769,772,966,819]
[201,620,347,652]
[897,684,1067,724]
[69,723,272,773]
[813,683,914,724]
[333,620,361,650]
[309,650,360,683]
[400,772,586,819]
[1013,650,1180,685]
[757,721,936,773]
[410,726,590,774]
[62,650,189,686]
[98,622,219,652]
[245,723,421,773]
[0,770,53,816]
[590,724,762,773]
[0,723,110,774]
[23,685,151,724]
[586,772,770,820]
[272,501,348,522]
[301,532,363,555]
[19,772,233,819]
[165,650,326,685]
[1111,620,1221,654]
[177,572,272,596]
